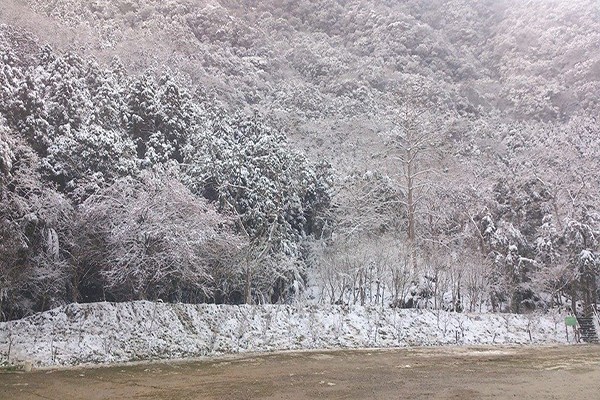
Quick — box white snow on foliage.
[0,301,567,367]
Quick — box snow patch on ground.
[0,301,567,367]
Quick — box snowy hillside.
[0,302,567,368]
[2,2,600,323]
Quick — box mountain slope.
[2,0,598,168]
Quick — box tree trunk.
[72,268,79,303]
[244,265,252,305]
[406,158,418,270]
[571,284,577,316]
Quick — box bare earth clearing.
[1,345,599,399]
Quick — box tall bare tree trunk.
[72,269,79,303]
[571,284,577,316]
[244,264,252,304]
[406,156,417,270]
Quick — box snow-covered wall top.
[0,301,567,368]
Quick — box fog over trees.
[0,0,599,320]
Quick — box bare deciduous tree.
[76,173,246,302]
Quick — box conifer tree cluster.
[0,40,331,320]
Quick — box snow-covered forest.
[1,0,599,322]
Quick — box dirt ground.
[1,345,599,399]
